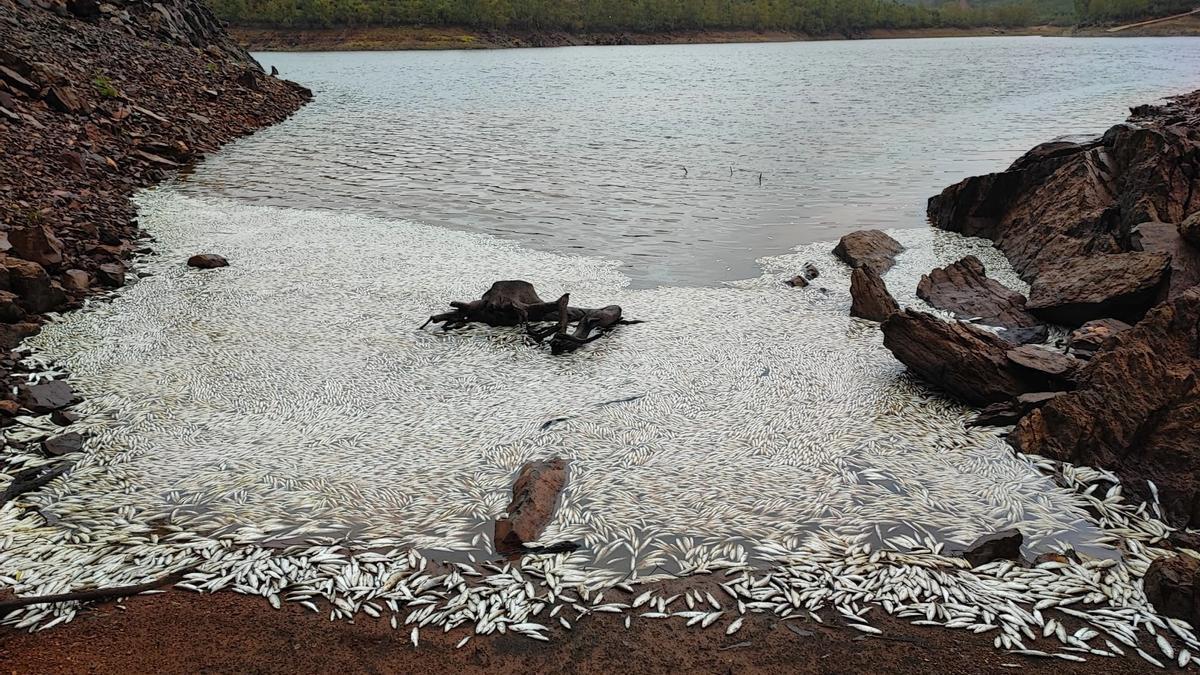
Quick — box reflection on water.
[178,36,1200,286]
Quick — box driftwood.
[0,568,192,612]
[421,280,641,354]
[0,463,69,505]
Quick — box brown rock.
[19,380,74,413]
[0,399,19,416]
[1182,212,1200,248]
[833,230,904,274]
[1,255,66,313]
[880,310,1050,406]
[0,289,24,323]
[96,262,126,287]
[61,269,90,291]
[495,458,567,552]
[0,321,38,349]
[1026,252,1170,326]
[7,223,64,267]
[968,391,1064,427]
[1005,345,1079,380]
[44,85,88,114]
[42,431,83,456]
[1144,555,1200,624]
[916,255,1044,337]
[187,253,228,269]
[961,529,1022,567]
[1136,220,1200,299]
[785,275,808,288]
[849,266,899,322]
[1067,318,1131,354]
[1010,288,1200,528]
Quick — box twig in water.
[0,568,194,612]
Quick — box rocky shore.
[843,88,1200,624]
[0,0,309,417]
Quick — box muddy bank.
[228,21,1200,52]
[0,581,1159,674]
[0,0,308,413]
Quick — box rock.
[961,529,1022,567]
[235,68,260,90]
[1181,212,1200,248]
[19,380,74,413]
[1026,252,1171,326]
[1032,551,1078,566]
[916,256,1043,335]
[1144,555,1200,624]
[1010,289,1200,528]
[44,85,88,114]
[1005,345,1079,380]
[785,275,809,288]
[0,399,19,416]
[495,458,568,551]
[994,325,1050,346]
[50,409,79,426]
[7,223,64,267]
[42,431,83,456]
[0,289,24,323]
[0,321,38,349]
[1136,221,1200,300]
[968,391,1065,427]
[928,118,1199,285]
[1,255,66,313]
[833,230,904,274]
[849,266,899,322]
[95,262,126,287]
[61,269,90,291]
[881,310,1053,406]
[187,253,228,269]
[801,262,819,280]
[1067,318,1131,354]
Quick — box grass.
[92,75,119,98]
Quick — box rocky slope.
[0,0,309,413]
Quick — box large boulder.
[1136,220,1200,300]
[1010,288,1200,528]
[1026,251,1170,326]
[7,223,64,268]
[0,255,66,313]
[916,255,1044,339]
[833,230,904,274]
[881,310,1054,406]
[1182,212,1200,248]
[1144,555,1200,624]
[849,266,898,322]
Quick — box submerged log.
[421,280,641,354]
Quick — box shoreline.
[230,20,1200,52]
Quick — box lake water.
[179,36,1200,287]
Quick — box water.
[180,36,1200,287]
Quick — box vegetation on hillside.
[207,0,1197,32]
[208,0,1039,32]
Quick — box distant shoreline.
[232,20,1200,52]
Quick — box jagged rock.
[50,409,79,425]
[187,253,228,269]
[785,262,819,288]
[61,269,89,291]
[929,114,1200,285]
[833,230,904,274]
[1144,555,1199,624]
[95,262,125,287]
[961,529,1022,567]
[7,223,64,267]
[849,266,898,322]
[495,458,567,552]
[0,399,19,416]
[1182,212,1200,248]
[19,379,74,413]
[995,325,1049,345]
[1136,220,1200,300]
[44,85,87,114]
[1067,318,1131,355]
[42,431,83,456]
[785,275,809,288]
[0,321,38,349]
[1,255,65,312]
[1005,345,1079,380]
[1011,288,1200,528]
[916,255,1043,337]
[881,310,1051,406]
[1026,252,1170,326]
[968,391,1064,427]
[0,289,23,323]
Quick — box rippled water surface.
[178,37,1200,286]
